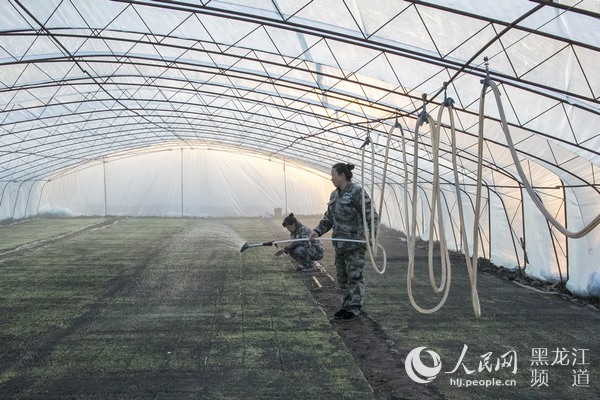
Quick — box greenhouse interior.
[1,1,599,399]
[2,0,599,296]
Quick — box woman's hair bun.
[347,163,355,170]
[282,213,298,227]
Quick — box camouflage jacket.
[285,223,323,252]
[314,182,378,247]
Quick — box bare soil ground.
[302,272,445,400]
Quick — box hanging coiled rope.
[359,54,599,317]
[484,78,600,239]
[451,94,482,318]
[356,96,481,316]
[402,91,481,317]
[405,98,452,315]
[360,128,391,275]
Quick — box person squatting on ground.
[275,213,324,271]
[309,163,378,322]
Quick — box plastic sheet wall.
[36,147,333,218]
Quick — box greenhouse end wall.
[34,148,333,219]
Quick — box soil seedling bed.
[0,218,373,400]
[1,217,598,399]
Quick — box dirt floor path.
[262,217,445,399]
[302,270,445,400]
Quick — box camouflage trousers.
[289,244,324,269]
[334,246,366,315]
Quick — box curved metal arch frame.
[0,2,596,256]
[114,0,600,109]
[4,1,598,119]
[3,57,597,184]
[2,11,598,184]
[2,52,596,184]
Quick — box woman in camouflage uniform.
[275,213,324,271]
[309,163,378,322]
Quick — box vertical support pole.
[11,181,26,219]
[36,180,49,216]
[487,186,492,259]
[283,158,288,215]
[181,148,184,217]
[520,185,526,273]
[103,156,108,216]
[0,182,7,218]
[562,183,569,281]
[24,180,36,218]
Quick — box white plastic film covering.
[37,147,333,218]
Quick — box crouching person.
[275,213,324,271]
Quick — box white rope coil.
[403,97,481,317]
[486,80,600,239]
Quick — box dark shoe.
[333,309,346,320]
[341,311,360,322]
